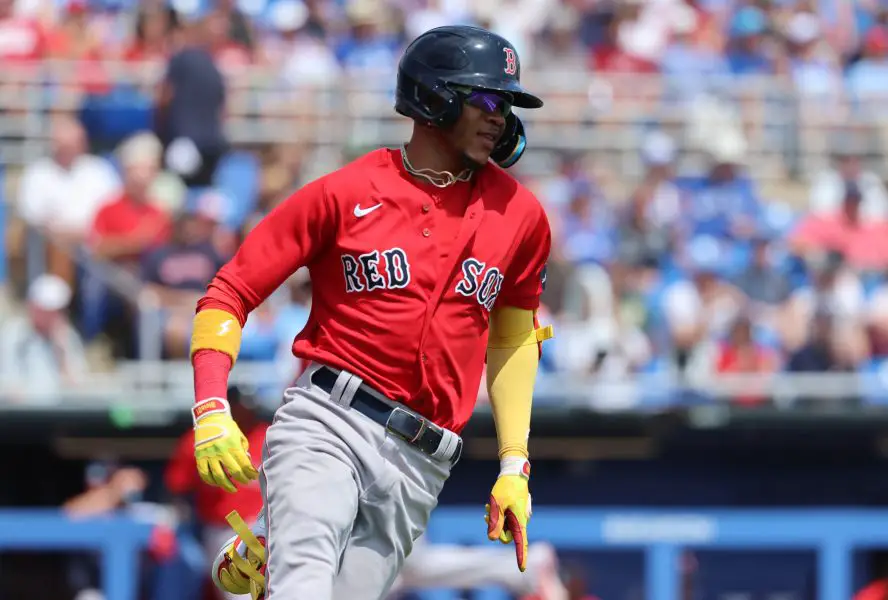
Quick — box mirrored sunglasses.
[463,90,513,117]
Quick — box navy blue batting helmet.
[395,25,543,128]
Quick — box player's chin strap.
[400,144,473,188]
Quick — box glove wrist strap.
[193,397,231,425]
[499,456,530,480]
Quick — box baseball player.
[189,24,553,600]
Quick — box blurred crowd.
[5,0,888,97]
[5,0,888,405]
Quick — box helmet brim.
[445,74,544,109]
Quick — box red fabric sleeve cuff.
[192,349,233,405]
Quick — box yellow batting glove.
[484,457,532,572]
[193,398,259,493]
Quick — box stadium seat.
[860,359,888,405]
[212,150,260,230]
[79,84,154,151]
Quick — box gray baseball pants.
[259,362,455,600]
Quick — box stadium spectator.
[660,236,745,375]
[713,313,780,405]
[44,0,101,62]
[793,179,888,271]
[865,272,888,358]
[123,5,177,64]
[402,0,473,43]
[617,184,675,270]
[204,8,252,74]
[660,2,730,105]
[534,4,588,73]
[734,228,791,307]
[588,5,657,74]
[155,12,228,188]
[779,251,866,352]
[88,132,171,267]
[808,144,888,224]
[17,114,119,242]
[470,0,554,68]
[621,131,684,255]
[216,0,256,56]
[82,131,171,349]
[334,0,400,74]
[552,259,651,381]
[141,191,228,359]
[783,11,844,100]
[0,0,45,61]
[681,130,762,244]
[62,464,149,600]
[16,114,120,286]
[0,274,89,402]
[266,0,341,91]
[786,305,870,383]
[846,26,888,105]
[725,5,773,76]
[559,180,615,265]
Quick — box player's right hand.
[193,398,259,493]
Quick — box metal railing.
[1,362,887,412]
[2,62,888,181]
[20,222,165,363]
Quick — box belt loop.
[329,370,353,407]
[431,429,461,463]
[341,372,364,407]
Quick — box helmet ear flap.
[491,113,526,168]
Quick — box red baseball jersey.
[198,148,550,433]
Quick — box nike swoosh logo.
[354,203,383,218]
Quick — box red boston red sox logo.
[503,47,517,76]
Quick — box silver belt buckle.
[385,406,425,444]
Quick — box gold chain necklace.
[400,145,473,189]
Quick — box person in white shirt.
[16,115,120,241]
[0,274,89,404]
[809,145,888,224]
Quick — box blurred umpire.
[166,384,268,600]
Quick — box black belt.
[311,366,462,465]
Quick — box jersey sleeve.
[197,177,336,324]
[497,204,552,311]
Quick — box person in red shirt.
[589,9,657,74]
[167,384,268,600]
[89,133,171,269]
[0,0,45,62]
[123,6,174,65]
[715,313,779,406]
[189,25,553,600]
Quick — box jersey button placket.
[422,228,431,237]
[422,204,431,213]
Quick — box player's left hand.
[484,458,532,572]
[193,397,259,493]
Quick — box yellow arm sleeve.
[190,308,243,364]
[486,307,553,460]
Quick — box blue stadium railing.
[2,508,887,600]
